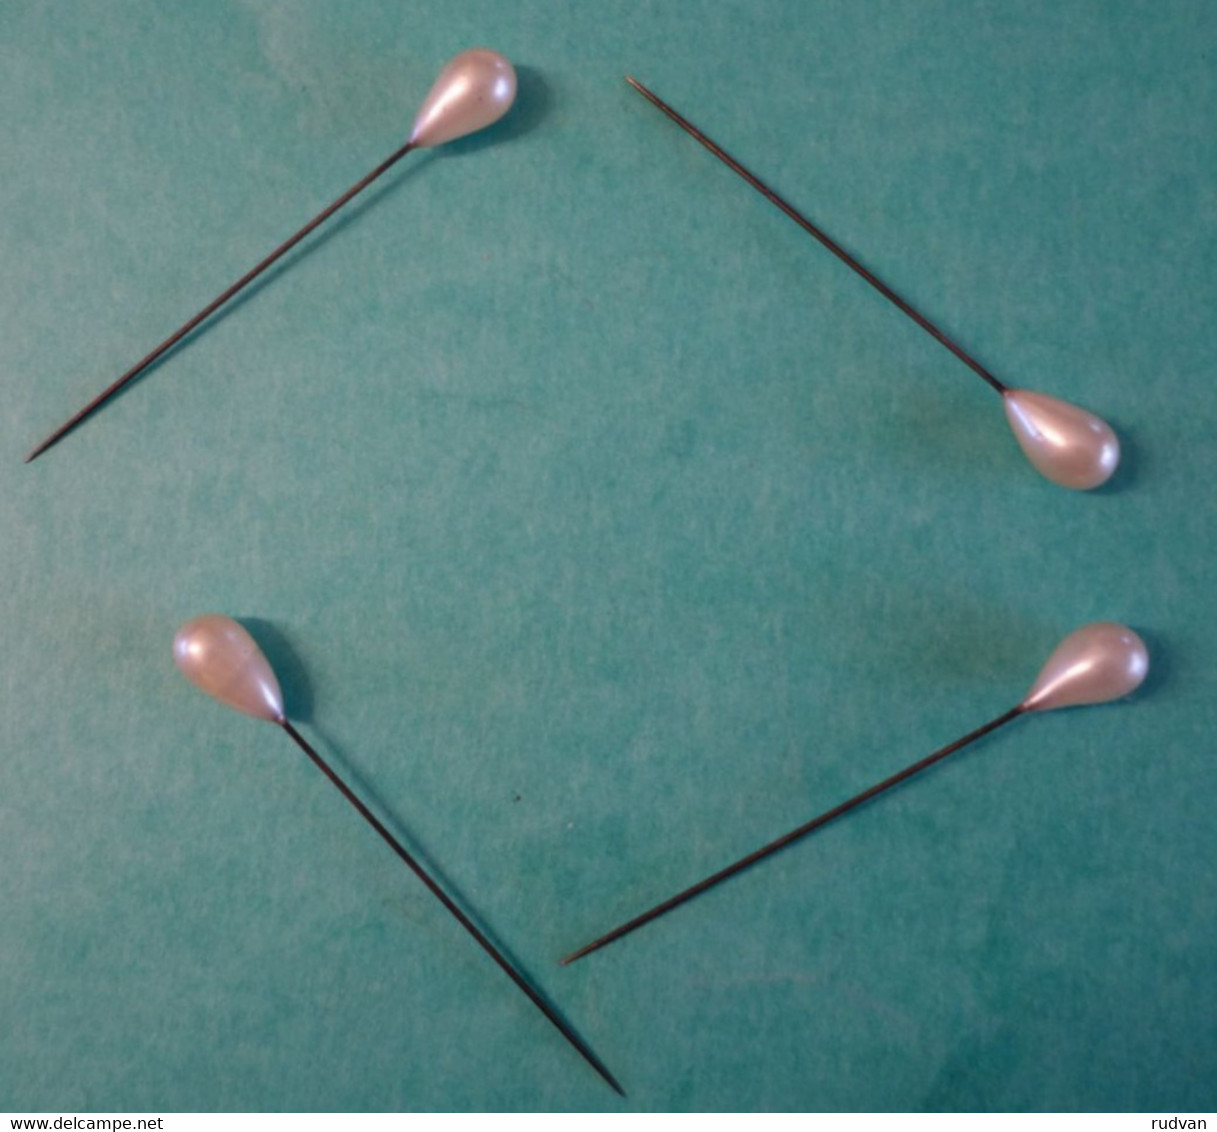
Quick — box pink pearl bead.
[410,49,517,148]
[1022,623,1149,712]
[173,615,285,723]
[1003,389,1121,490]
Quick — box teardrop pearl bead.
[1021,622,1148,712]
[409,49,517,148]
[173,615,285,723]
[1002,389,1120,490]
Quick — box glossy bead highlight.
[173,615,285,723]
[409,49,517,148]
[1003,389,1120,490]
[1021,622,1148,712]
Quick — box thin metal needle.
[624,75,1008,396]
[25,140,417,464]
[279,720,624,1096]
[561,705,1024,965]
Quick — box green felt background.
[1,0,1214,1113]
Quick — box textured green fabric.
[1,0,1214,1113]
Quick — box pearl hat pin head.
[1002,390,1121,491]
[409,48,517,147]
[1020,621,1148,712]
[173,615,285,723]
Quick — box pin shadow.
[241,618,316,723]
[443,64,550,157]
